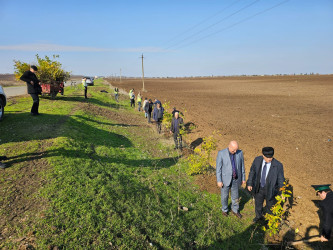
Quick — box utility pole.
[120,68,122,83]
[141,54,145,91]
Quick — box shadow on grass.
[57,95,127,110]
[1,112,179,170]
[0,113,132,146]
[5,148,180,170]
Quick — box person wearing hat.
[311,184,333,242]
[247,147,285,223]
[20,65,42,115]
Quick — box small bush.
[262,180,292,236]
[161,101,173,131]
[186,135,217,175]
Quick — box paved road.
[3,86,27,97]
[4,81,74,97]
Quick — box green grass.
[0,79,265,249]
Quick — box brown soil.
[110,75,333,240]
[0,146,50,249]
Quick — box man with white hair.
[216,141,246,218]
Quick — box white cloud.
[0,43,165,53]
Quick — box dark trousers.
[173,133,182,149]
[30,93,39,114]
[115,94,119,102]
[130,99,135,107]
[254,187,276,219]
[84,86,88,99]
[138,102,141,111]
[147,112,152,123]
[156,120,162,134]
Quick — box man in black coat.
[170,111,184,150]
[311,184,333,242]
[247,147,285,223]
[20,65,41,115]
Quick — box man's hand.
[247,186,252,192]
[321,235,328,242]
[169,131,172,134]
[30,81,34,85]
[217,182,223,188]
[242,181,246,186]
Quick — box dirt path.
[110,75,333,238]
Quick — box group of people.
[216,142,332,242]
[121,89,184,150]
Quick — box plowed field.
[111,75,333,237]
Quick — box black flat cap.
[30,65,38,71]
[262,147,274,158]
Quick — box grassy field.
[0,79,265,249]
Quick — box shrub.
[186,135,217,175]
[161,101,173,131]
[14,54,71,84]
[262,180,292,236]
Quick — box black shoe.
[0,162,6,169]
[31,112,38,116]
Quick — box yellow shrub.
[186,135,217,175]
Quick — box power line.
[165,0,242,44]
[165,0,260,50]
[175,0,290,50]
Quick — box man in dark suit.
[20,65,41,115]
[247,147,285,223]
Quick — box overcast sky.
[0,0,332,77]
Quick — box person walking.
[311,184,333,242]
[145,99,153,123]
[129,88,133,99]
[137,92,142,111]
[130,90,135,107]
[142,98,148,118]
[170,111,184,150]
[247,147,285,223]
[154,98,161,107]
[114,87,119,102]
[216,141,246,218]
[82,77,88,99]
[20,65,42,116]
[153,102,164,133]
